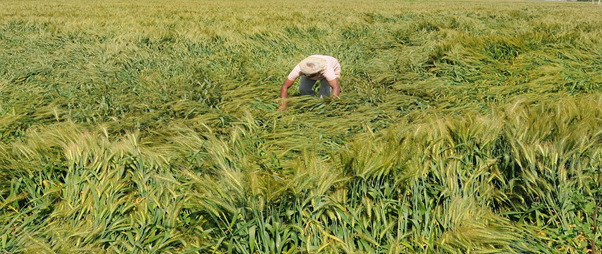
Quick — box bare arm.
[279,78,295,111]
[328,79,341,98]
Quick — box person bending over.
[279,55,341,111]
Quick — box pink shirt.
[287,55,341,81]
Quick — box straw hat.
[299,56,327,75]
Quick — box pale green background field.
[1,0,601,253]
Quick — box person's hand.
[278,103,288,111]
[279,79,294,112]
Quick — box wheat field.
[1,0,601,253]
